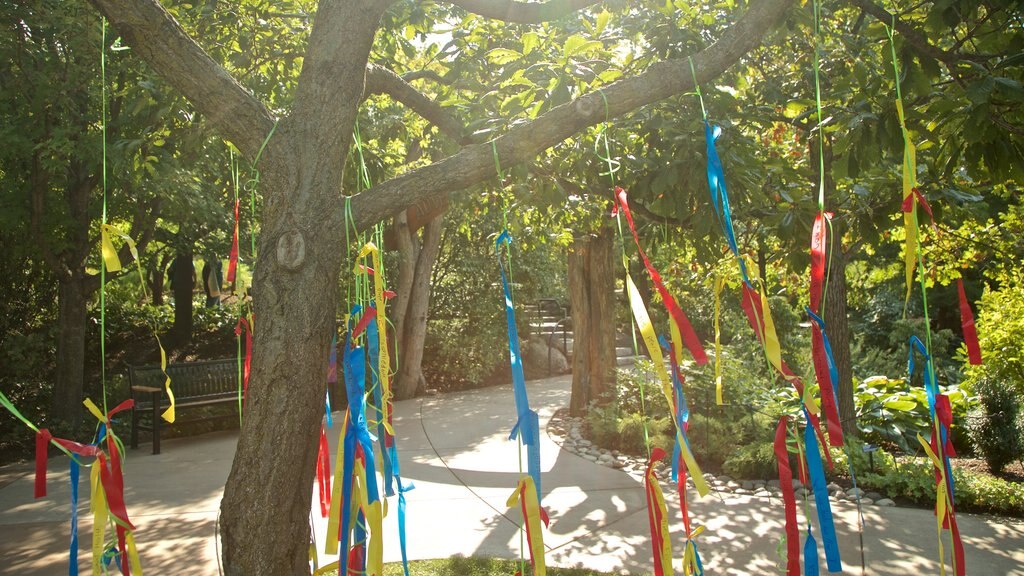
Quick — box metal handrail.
[547,316,572,376]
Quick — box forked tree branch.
[350,0,795,230]
[364,64,470,143]
[444,0,603,23]
[86,0,276,159]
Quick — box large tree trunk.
[825,223,856,436]
[218,3,386,573]
[51,276,89,431]
[568,228,616,415]
[393,213,444,400]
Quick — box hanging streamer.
[956,279,982,365]
[496,231,543,497]
[713,276,724,404]
[644,447,674,576]
[806,308,844,447]
[227,198,240,283]
[354,243,394,439]
[613,188,708,364]
[234,316,253,407]
[774,418,800,576]
[625,275,710,497]
[803,408,842,573]
[506,476,549,576]
[702,123,750,283]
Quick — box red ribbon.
[235,317,254,404]
[644,447,669,576]
[809,212,829,313]
[227,199,240,283]
[774,417,801,576]
[957,278,982,365]
[317,425,332,518]
[34,429,52,498]
[614,188,708,365]
[901,187,935,221]
[812,324,844,447]
[352,306,377,340]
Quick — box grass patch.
[320,557,632,575]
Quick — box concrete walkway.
[2,375,1023,575]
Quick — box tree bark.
[568,228,616,415]
[51,276,89,431]
[217,2,388,573]
[393,213,444,400]
[825,222,856,437]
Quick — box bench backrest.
[129,358,238,400]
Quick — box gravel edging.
[547,408,897,508]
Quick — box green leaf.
[563,34,602,58]
[883,399,917,411]
[487,48,522,65]
[521,32,539,56]
[596,10,610,35]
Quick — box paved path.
[1,375,1023,574]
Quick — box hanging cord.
[492,140,526,576]
[100,18,109,414]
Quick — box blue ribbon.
[338,310,381,576]
[803,409,842,572]
[658,335,692,483]
[804,526,820,576]
[907,336,956,497]
[496,231,542,497]
[69,459,79,576]
[702,121,750,284]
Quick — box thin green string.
[492,141,514,295]
[246,120,278,263]
[100,18,109,415]
[688,56,708,121]
[812,0,835,314]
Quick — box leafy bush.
[723,441,778,479]
[963,280,1024,393]
[855,375,972,453]
[968,377,1024,473]
[422,317,506,392]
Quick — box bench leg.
[151,392,161,455]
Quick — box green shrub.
[968,377,1024,474]
[723,441,778,479]
[854,375,972,453]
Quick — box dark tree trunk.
[825,223,856,436]
[568,228,616,415]
[169,248,195,346]
[51,276,89,431]
[393,212,444,400]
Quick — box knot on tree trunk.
[275,230,306,271]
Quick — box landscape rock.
[876,498,895,507]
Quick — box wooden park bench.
[128,358,239,455]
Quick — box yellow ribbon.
[506,476,547,576]
[626,274,710,497]
[125,531,143,576]
[682,525,705,576]
[99,224,175,423]
[355,242,393,437]
[90,463,106,576]
[918,433,952,576]
[324,414,349,555]
[713,276,724,405]
[895,99,919,304]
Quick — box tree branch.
[401,69,450,84]
[847,0,987,68]
[364,64,470,143]
[444,0,603,24]
[86,0,276,159]
[350,0,794,230]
